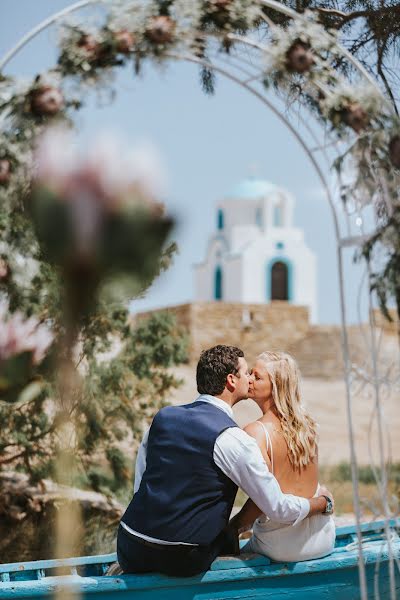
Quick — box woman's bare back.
[245,414,318,498]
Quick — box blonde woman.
[240,351,335,562]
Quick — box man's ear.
[226,373,236,392]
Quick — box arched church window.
[256,206,263,227]
[273,203,283,227]
[214,266,223,301]
[270,261,289,300]
[217,209,224,230]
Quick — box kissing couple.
[117,344,335,577]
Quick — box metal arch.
[0,2,367,596]
[167,50,339,229]
[206,47,340,171]
[0,1,97,73]
[0,0,349,239]
[1,3,397,598]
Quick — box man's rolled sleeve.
[292,497,310,526]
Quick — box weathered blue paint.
[0,521,399,600]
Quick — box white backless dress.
[242,423,336,562]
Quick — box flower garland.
[0,0,399,319]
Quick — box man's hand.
[318,485,334,512]
[308,485,334,517]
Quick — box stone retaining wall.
[134,301,308,364]
[132,302,397,379]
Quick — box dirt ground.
[169,365,400,467]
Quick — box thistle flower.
[34,126,166,208]
[29,126,173,319]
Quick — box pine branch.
[0,450,27,465]
[376,38,399,115]
[314,4,400,24]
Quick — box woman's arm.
[231,488,334,534]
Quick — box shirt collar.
[196,394,234,419]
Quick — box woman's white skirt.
[242,512,336,563]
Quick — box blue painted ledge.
[0,520,399,600]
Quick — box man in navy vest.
[117,345,333,577]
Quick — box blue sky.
[1,1,366,324]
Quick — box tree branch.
[314,5,400,25]
[376,38,399,115]
[0,450,26,465]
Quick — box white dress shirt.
[126,395,310,545]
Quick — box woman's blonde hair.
[258,351,318,470]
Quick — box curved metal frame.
[1,2,398,598]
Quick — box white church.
[194,176,318,322]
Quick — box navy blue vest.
[122,401,238,545]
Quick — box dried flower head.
[32,126,169,259]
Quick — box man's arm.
[231,493,331,534]
[214,427,331,526]
[133,427,150,493]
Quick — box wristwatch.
[321,495,333,515]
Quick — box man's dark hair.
[196,345,244,396]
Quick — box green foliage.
[359,206,400,323]
[127,311,188,379]
[330,461,400,485]
[0,307,188,495]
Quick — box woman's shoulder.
[260,418,281,437]
[261,419,287,456]
[243,420,267,445]
[243,420,272,468]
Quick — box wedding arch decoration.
[0,1,399,598]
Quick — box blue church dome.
[226,176,278,199]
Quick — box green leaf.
[0,351,33,394]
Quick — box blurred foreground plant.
[0,128,186,554]
[29,127,173,326]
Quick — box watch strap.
[321,494,333,514]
